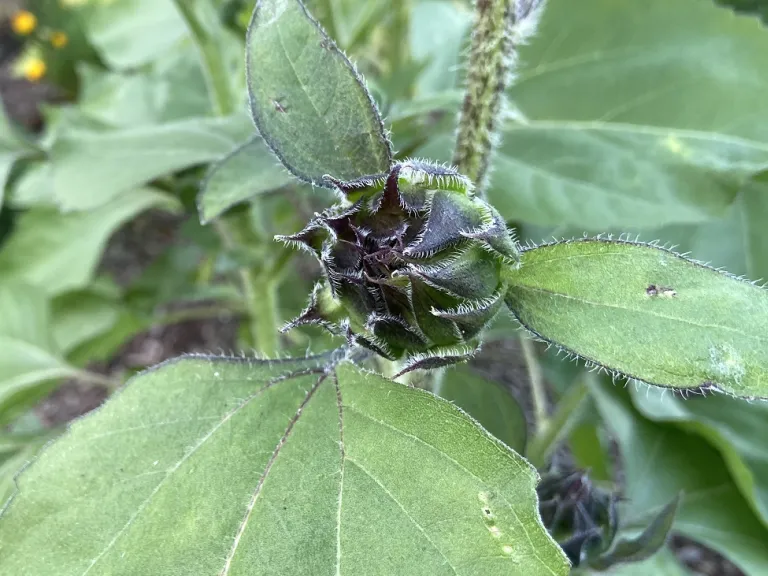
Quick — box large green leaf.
[0,188,177,296]
[657,174,768,282]
[246,0,392,185]
[630,386,768,528]
[0,355,568,575]
[0,102,35,211]
[50,116,254,211]
[605,548,693,576]
[485,0,768,229]
[410,0,470,95]
[85,0,188,69]
[589,380,768,576]
[435,366,527,453]
[0,283,77,427]
[197,135,294,223]
[51,286,121,355]
[76,52,212,129]
[505,239,768,397]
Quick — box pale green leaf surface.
[657,175,768,282]
[0,102,35,210]
[436,366,527,453]
[600,548,692,576]
[589,380,768,575]
[631,386,768,527]
[485,0,768,229]
[0,441,46,511]
[198,135,294,223]
[50,115,254,211]
[85,0,187,69]
[246,0,392,184]
[325,0,388,51]
[0,189,178,296]
[0,356,568,576]
[506,239,768,397]
[77,65,160,128]
[51,289,121,355]
[0,284,75,425]
[7,162,55,209]
[410,0,470,94]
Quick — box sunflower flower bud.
[278,159,519,375]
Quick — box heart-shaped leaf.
[246,0,392,185]
[0,354,568,575]
[505,239,768,397]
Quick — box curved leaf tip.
[246,0,392,186]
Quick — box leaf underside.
[0,355,568,576]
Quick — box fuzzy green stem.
[173,0,235,116]
[453,0,542,189]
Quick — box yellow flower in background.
[22,58,46,82]
[50,31,69,48]
[12,46,47,83]
[11,10,37,35]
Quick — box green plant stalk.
[176,0,283,355]
[453,0,524,189]
[251,271,280,358]
[213,220,279,357]
[72,369,121,391]
[520,334,548,434]
[173,0,235,116]
[526,376,589,469]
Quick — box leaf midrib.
[79,366,325,576]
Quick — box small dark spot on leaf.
[646,284,676,298]
[273,98,288,113]
[320,38,334,50]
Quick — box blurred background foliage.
[1,0,768,574]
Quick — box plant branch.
[72,369,121,391]
[173,0,235,116]
[520,334,548,433]
[526,376,588,469]
[453,0,545,189]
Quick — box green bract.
[278,159,519,374]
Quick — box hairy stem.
[453,0,544,189]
